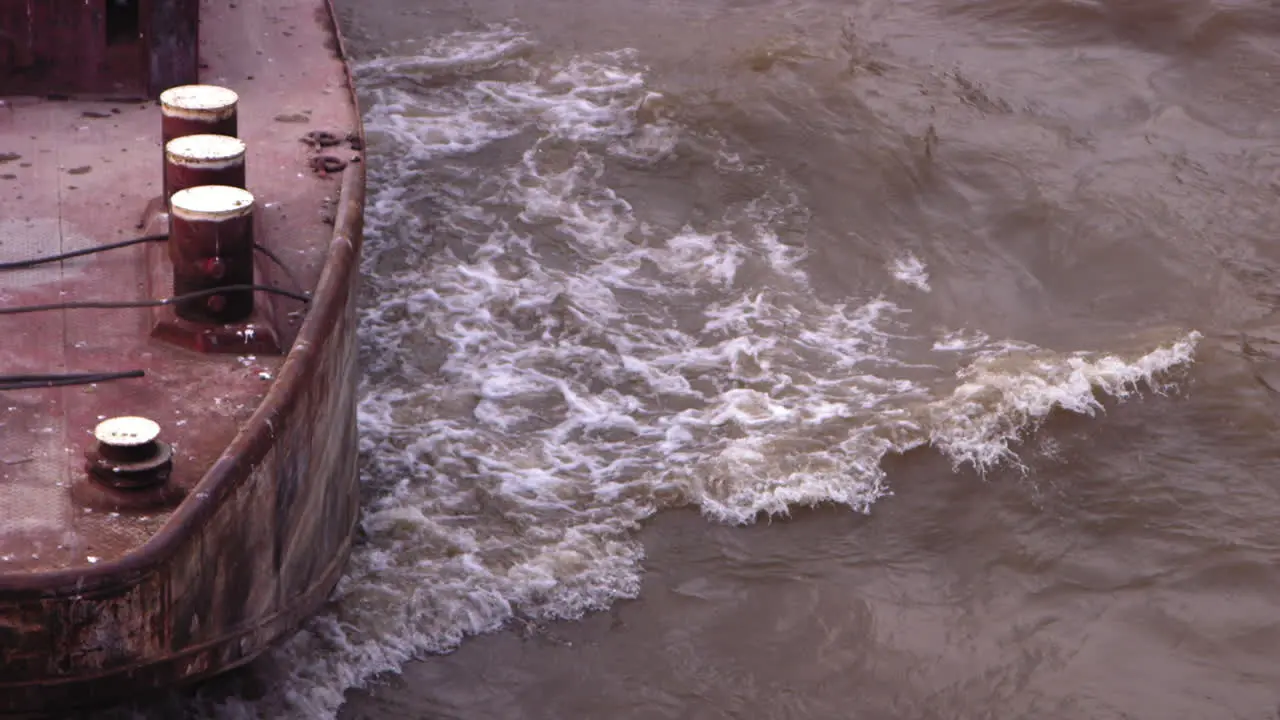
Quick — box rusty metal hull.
[0,0,366,715]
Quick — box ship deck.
[0,0,360,574]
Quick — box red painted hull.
[0,0,365,715]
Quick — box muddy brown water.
[328,0,1280,717]
[90,0,1280,718]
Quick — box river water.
[102,0,1280,718]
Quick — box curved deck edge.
[0,0,368,714]
[2,528,353,718]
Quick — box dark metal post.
[168,185,256,323]
[164,134,246,206]
[86,417,173,491]
[159,85,239,201]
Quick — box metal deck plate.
[0,0,358,573]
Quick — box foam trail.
[112,25,1203,720]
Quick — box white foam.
[890,253,931,291]
[162,25,1204,720]
[353,27,535,80]
[925,332,1202,470]
[933,329,991,352]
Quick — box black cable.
[0,369,145,391]
[0,239,313,389]
[0,370,140,382]
[0,234,168,271]
[0,284,311,316]
[3,234,309,293]
[252,241,306,292]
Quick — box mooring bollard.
[160,84,239,140]
[86,416,173,490]
[159,85,240,203]
[168,185,256,323]
[164,134,247,206]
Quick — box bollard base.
[151,310,285,356]
[71,456,186,513]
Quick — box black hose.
[1,233,307,293]
[0,236,313,390]
[0,369,145,391]
[0,284,311,316]
[0,234,167,271]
